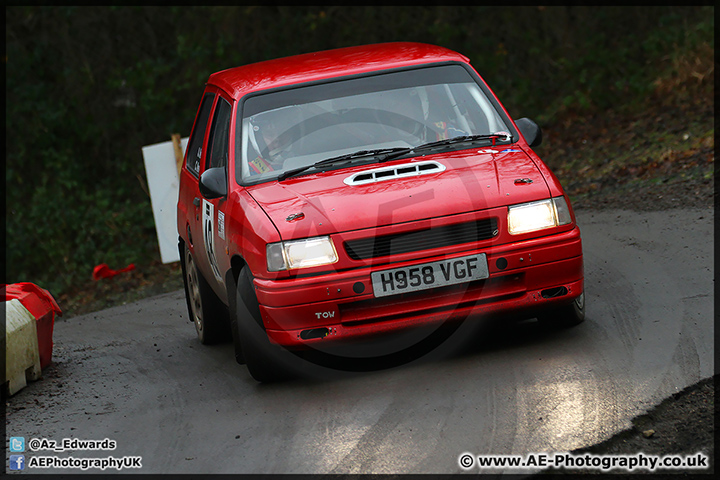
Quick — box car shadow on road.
[265,311,576,384]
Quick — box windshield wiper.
[276,135,511,182]
[277,147,412,181]
[413,133,513,153]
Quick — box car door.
[195,92,234,302]
[180,90,215,276]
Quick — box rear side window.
[186,93,215,176]
[206,98,232,170]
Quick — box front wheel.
[235,266,293,382]
[538,291,585,328]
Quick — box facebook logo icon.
[9,454,25,470]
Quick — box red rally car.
[177,42,584,382]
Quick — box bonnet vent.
[343,161,445,186]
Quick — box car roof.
[207,42,470,99]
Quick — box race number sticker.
[202,199,223,282]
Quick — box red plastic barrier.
[2,283,62,369]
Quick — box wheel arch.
[227,253,249,364]
[225,254,248,324]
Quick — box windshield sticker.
[249,156,273,174]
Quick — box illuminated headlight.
[266,236,338,272]
[507,197,572,235]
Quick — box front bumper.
[253,226,583,347]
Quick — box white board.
[141,137,189,263]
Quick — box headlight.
[507,196,572,235]
[266,236,338,272]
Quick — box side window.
[186,93,216,176]
[206,98,232,170]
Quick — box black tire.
[182,243,228,344]
[226,270,245,365]
[538,291,586,328]
[235,266,293,382]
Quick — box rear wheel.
[235,266,292,382]
[182,244,228,344]
[538,291,585,328]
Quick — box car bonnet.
[244,148,552,240]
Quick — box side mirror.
[515,118,542,147]
[199,167,227,199]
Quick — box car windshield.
[237,64,511,183]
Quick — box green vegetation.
[5,6,714,305]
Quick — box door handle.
[193,197,201,207]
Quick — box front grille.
[344,218,498,260]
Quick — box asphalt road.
[6,207,714,475]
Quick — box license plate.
[371,253,488,298]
